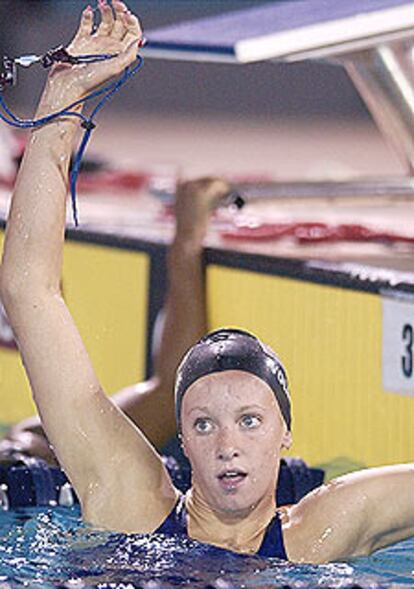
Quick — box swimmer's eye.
[194,417,214,434]
[239,414,262,430]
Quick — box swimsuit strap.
[156,498,288,560]
[155,493,187,536]
[257,511,288,559]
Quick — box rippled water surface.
[0,507,413,588]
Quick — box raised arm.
[114,177,232,446]
[0,1,177,533]
[284,463,414,563]
[0,177,232,463]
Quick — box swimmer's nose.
[217,448,240,461]
[216,427,240,461]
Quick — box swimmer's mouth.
[217,469,247,483]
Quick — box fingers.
[120,9,143,51]
[67,0,142,80]
[73,0,141,45]
[179,177,232,201]
[111,1,127,40]
[96,0,115,37]
[71,5,94,44]
[99,1,142,50]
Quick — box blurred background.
[0,0,369,120]
[1,0,413,476]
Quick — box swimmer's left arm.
[284,463,414,564]
[355,463,414,552]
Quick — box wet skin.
[181,370,292,519]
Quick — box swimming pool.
[0,506,412,588]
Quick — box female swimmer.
[0,1,413,564]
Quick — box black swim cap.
[175,328,291,431]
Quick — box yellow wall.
[0,231,149,423]
[207,265,414,469]
[2,229,413,471]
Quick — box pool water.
[0,506,413,588]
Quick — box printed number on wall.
[382,296,414,395]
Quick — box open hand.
[46,0,142,102]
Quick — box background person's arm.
[114,178,232,446]
[0,1,177,533]
[0,415,58,465]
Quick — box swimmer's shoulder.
[83,479,180,535]
[280,470,375,564]
[81,442,180,535]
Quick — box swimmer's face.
[181,370,292,517]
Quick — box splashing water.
[0,507,413,588]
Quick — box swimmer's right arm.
[0,177,231,463]
[0,2,178,533]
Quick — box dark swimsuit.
[156,494,288,559]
